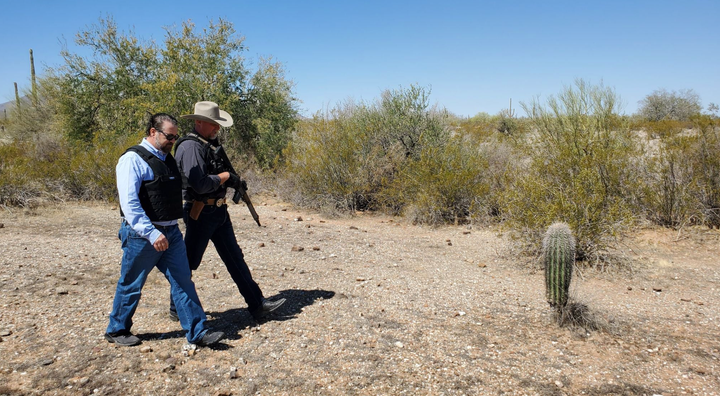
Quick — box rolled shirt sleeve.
[175,138,222,195]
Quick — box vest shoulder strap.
[125,145,155,163]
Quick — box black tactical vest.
[120,145,184,221]
[174,133,227,201]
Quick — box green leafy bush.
[503,80,640,260]
[285,85,479,221]
[388,132,490,224]
[46,17,297,166]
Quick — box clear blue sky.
[1,0,718,117]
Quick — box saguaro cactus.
[543,222,575,308]
[30,49,37,106]
[14,82,20,108]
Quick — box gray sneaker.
[104,332,141,346]
[195,331,225,347]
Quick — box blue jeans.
[170,203,264,314]
[107,221,209,344]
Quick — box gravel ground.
[0,199,719,395]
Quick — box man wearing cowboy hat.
[170,101,286,321]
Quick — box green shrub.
[385,132,490,224]
[689,115,720,227]
[504,80,639,261]
[283,85,450,215]
[638,116,720,228]
[638,127,698,228]
[0,132,139,207]
[283,114,368,212]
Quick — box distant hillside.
[0,96,30,118]
[0,99,13,115]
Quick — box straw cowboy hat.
[181,101,234,127]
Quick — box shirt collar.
[140,138,167,161]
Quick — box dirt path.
[0,200,719,395]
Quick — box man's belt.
[187,198,226,220]
[205,198,226,206]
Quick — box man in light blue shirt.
[105,113,224,347]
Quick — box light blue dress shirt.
[116,138,177,244]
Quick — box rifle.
[214,145,261,226]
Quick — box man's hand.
[153,234,169,252]
[227,172,241,189]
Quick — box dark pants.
[170,203,264,314]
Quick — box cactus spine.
[543,222,575,308]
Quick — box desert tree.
[638,88,702,122]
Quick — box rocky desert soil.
[0,199,719,395]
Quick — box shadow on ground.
[136,289,334,347]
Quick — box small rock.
[294,216,303,221]
[140,346,153,353]
[0,330,11,337]
[356,277,366,282]
[462,231,470,235]
[445,239,451,242]
[0,223,4,228]
[652,288,662,292]
[238,357,247,365]
[627,286,633,291]
[229,367,239,379]
[110,206,117,210]
[41,358,54,366]
[162,364,175,373]
[312,246,320,251]
[56,288,69,295]
[478,262,487,268]
[0,336,3,342]
[70,280,79,285]
[212,273,218,279]
[394,341,404,348]
[258,243,265,247]
[68,376,90,386]
[349,226,358,230]
[457,311,466,316]
[291,246,304,252]
[555,380,564,388]
[447,242,453,246]
[329,254,337,258]
[182,343,197,356]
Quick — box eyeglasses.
[155,128,179,141]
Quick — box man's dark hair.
[146,113,178,135]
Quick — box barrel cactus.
[543,222,575,308]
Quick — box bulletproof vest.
[120,145,184,221]
[174,133,227,201]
